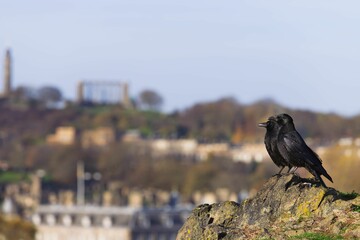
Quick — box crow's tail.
[322,170,333,183]
[314,172,328,188]
[317,165,333,183]
[318,166,333,182]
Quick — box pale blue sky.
[1,0,360,115]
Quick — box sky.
[1,0,360,116]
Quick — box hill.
[0,99,359,147]
[0,100,359,194]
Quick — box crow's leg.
[290,167,298,174]
[277,166,285,175]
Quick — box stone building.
[230,143,268,163]
[32,205,191,240]
[46,127,77,145]
[76,80,132,108]
[81,127,116,148]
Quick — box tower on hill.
[3,48,12,97]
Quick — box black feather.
[259,116,291,174]
[275,113,333,187]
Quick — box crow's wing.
[282,131,323,167]
[282,130,333,182]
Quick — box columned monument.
[77,80,132,108]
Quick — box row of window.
[31,213,187,228]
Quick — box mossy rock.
[177,174,360,240]
[0,214,36,240]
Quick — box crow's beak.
[258,122,268,128]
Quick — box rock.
[176,174,360,239]
[0,214,36,240]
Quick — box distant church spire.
[3,49,12,97]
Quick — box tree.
[37,86,62,106]
[13,86,36,101]
[138,89,163,111]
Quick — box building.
[230,144,268,163]
[196,143,229,161]
[77,80,132,108]
[81,127,116,148]
[122,130,141,143]
[150,139,198,158]
[46,127,77,145]
[147,139,235,161]
[46,126,116,147]
[31,205,191,240]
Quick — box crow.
[259,116,291,174]
[275,113,333,187]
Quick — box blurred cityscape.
[0,48,360,240]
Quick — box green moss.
[350,204,360,213]
[297,216,304,223]
[289,232,343,240]
[296,189,325,217]
[338,191,359,201]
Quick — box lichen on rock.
[176,174,360,240]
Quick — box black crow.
[259,116,291,174]
[276,113,333,187]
